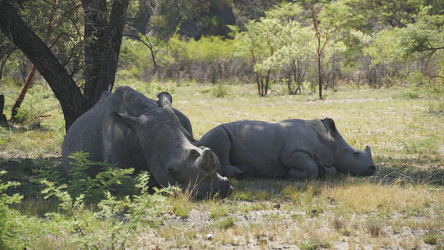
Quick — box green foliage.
[0,127,12,149]
[212,83,231,98]
[37,168,176,249]
[115,0,444,91]
[0,171,23,248]
[365,28,402,65]
[148,81,177,94]
[12,86,52,124]
[280,185,302,203]
[149,0,232,36]
[212,215,236,229]
[128,172,178,226]
[175,35,240,62]
[173,201,192,218]
[66,151,134,204]
[0,84,443,248]
[210,204,229,219]
[298,239,328,250]
[345,0,424,30]
[423,231,440,245]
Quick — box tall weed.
[38,168,176,249]
[66,151,134,204]
[0,171,23,248]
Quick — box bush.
[0,171,23,248]
[38,164,178,249]
[65,151,134,204]
[212,83,231,98]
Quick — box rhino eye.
[167,167,176,175]
[186,149,200,159]
[354,150,359,155]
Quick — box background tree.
[364,5,443,87]
[346,0,423,30]
[0,0,129,130]
[10,0,82,123]
[253,2,313,95]
[309,1,336,99]
[231,18,276,96]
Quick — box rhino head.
[111,99,232,198]
[322,118,376,176]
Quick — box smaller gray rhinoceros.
[62,86,232,198]
[200,118,376,179]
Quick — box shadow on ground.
[0,155,442,201]
[0,156,64,198]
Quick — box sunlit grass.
[320,180,435,213]
[0,82,443,249]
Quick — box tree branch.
[0,0,85,130]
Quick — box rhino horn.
[157,92,172,109]
[196,148,217,175]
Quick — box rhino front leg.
[281,152,319,179]
[318,165,337,177]
[201,127,245,177]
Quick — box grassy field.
[0,82,443,249]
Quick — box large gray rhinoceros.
[62,86,232,198]
[200,118,376,179]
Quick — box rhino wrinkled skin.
[201,118,376,179]
[62,86,232,198]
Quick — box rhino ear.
[157,92,172,109]
[111,112,140,129]
[321,118,337,133]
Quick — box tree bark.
[11,0,64,123]
[11,65,37,122]
[1,0,129,131]
[81,0,129,109]
[0,0,86,130]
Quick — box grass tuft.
[423,231,440,245]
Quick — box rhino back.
[62,87,146,176]
[117,87,193,135]
[115,86,158,115]
[222,120,288,177]
[279,119,335,167]
[62,92,115,175]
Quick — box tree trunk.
[0,1,86,130]
[317,52,322,99]
[81,0,129,110]
[0,95,7,125]
[1,1,129,131]
[11,0,63,123]
[11,65,37,122]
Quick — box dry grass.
[1,82,443,249]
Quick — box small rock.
[206,233,213,240]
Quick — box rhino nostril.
[167,167,176,175]
[366,165,376,175]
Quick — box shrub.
[423,231,439,245]
[0,171,23,248]
[212,83,231,98]
[39,169,177,249]
[213,216,236,229]
[65,151,134,204]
